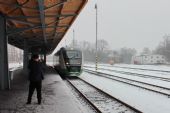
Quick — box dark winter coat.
[28,60,44,82]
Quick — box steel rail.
[66,78,102,113]
[67,77,142,113]
[84,66,170,82]
[99,64,170,73]
[84,69,170,97]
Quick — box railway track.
[66,77,142,113]
[84,66,170,82]
[84,69,170,97]
[100,65,170,73]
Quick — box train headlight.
[66,62,69,65]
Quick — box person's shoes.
[26,102,31,104]
[38,100,41,105]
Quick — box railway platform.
[0,66,87,113]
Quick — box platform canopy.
[0,0,87,54]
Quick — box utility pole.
[72,29,75,49]
[65,39,67,47]
[95,3,98,71]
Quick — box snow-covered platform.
[0,67,86,113]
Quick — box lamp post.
[95,3,98,71]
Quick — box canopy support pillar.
[23,40,29,74]
[0,15,9,90]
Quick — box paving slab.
[0,67,87,113]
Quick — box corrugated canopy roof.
[0,0,87,54]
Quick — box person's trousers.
[27,81,42,103]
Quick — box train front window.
[66,51,81,59]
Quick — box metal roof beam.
[34,33,64,37]
[45,0,68,10]
[6,14,76,19]
[45,25,69,28]
[38,0,47,44]
[17,31,64,38]
[28,40,44,44]
[7,25,40,36]
[54,1,65,38]
[0,1,37,10]
[7,25,69,36]
[46,16,67,26]
[7,19,36,26]
[7,16,70,26]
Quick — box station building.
[131,54,167,65]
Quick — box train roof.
[54,47,81,55]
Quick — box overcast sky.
[54,0,170,53]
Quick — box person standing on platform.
[27,54,44,105]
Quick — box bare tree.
[97,39,109,52]
[69,39,110,63]
[119,47,137,64]
[153,35,170,61]
[141,47,152,55]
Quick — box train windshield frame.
[66,50,82,59]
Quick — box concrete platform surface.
[0,67,87,113]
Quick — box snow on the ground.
[84,66,170,90]
[82,63,170,113]
[47,62,53,66]
[9,62,23,69]
[85,62,170,71]
[80,71,170,113]
[84,63,170,78]
[103,63,170,72]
